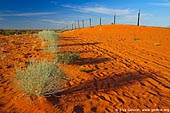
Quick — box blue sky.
[0,0,170,29]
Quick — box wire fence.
[63,10,141,30]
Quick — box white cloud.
[62,5,132,15]
[150,2,170,7]
[124,15,137,20]
[50,1,58,5]
[40,19,66,24]
[40,19,74,25]
[124,13,152,20]
[0,12,56,17]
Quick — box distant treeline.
[0,29,62,35]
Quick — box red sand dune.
[0,25,170,113]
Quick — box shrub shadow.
[58,42,101,47]
[60,36,77,39]
[60,37,79,41]
[75,58,109,65]
[57,50,94,54]
[47,71,153,105]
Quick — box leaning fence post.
[100,17,102,25]
[137,10,140,26]
[72,23,73,30]
[78,20,80,28]
[114,12,116,24]
[82,20,84,28]
[90,18,91,27]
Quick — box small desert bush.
[133,37,140,40]
[78,68,90,72]
[54,52,79,64]
[43,41,57,54]
[154,43,160,46]
[38,30,58,42]
[15,59,67,97]
[38,30,59,54]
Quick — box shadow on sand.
[46,71,153,107]
[75,57,109,65]
[58,42,101,47]
[59,36,80,41]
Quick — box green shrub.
[43,41,57,54]
[3,31,11,35]
[15,59,67,97]
[38,30,58,42]
[54,52,79,64]
[133,37,140,40]
[38,30,59,54]
[78,68,90,72]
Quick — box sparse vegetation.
[54,52,79,64]
[0,29,40,35]
[78,67,90,72]
[43,41,57,53]
[38,30,58,42]
[38,30,59,53]
[15,59,68,97]
[14,30,79,98]
[78,68,85,72]
[133,37,140,40]
[154,43,160,46]
[14,30,78,99]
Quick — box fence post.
[100,17,102,25]
[137,10,140,26]
[114,12,116,24]
[90,18,91,27]
[72,23,73,30]
[78,20,80,28]
[82,20,84,28]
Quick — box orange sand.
[0,25,170,113]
